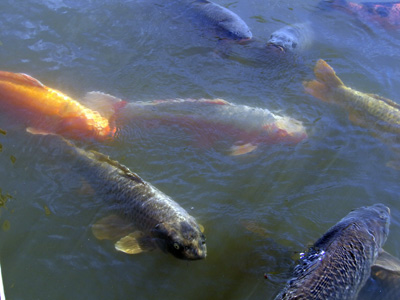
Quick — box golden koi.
[304,59,400,135]
[0,71,124,141]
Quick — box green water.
[0,0,400,299]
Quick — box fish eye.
[173,243,180,250]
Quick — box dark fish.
[275,204,390,300]
[358,250,400,300]
[53,137,206,260]
[185,0,252,40]
[327,0,400,30]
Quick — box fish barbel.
[110,97,307,155]
[304,59,400,135]
[0,71,122,141]
[56,137,206,260]
[275,203,390,300]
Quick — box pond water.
[0,0,400,299]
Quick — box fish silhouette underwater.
[187,0,253,41]
[326,0,400,30]
[105,96,307,156]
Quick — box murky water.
[0,0,400,299]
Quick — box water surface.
[1,0,400,299]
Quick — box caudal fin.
[303,59,344,102]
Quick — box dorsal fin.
[368,93,400,111]
[89,150,145,184]
[0,71,45,88]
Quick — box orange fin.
[115,231,155,254]
[304,59,344,102]
[348,110,368,128]
[0,71,45,88]
[202,98,230,105]
[229,143,258,156]
[313,59,344,87]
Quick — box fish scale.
[275,204,390,300]
[57,137,206,260]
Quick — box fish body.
[115,97,307,155]
[0,71,121,141]
[186,0,252,40]
[328,0,400,30]
[358,250,400,300]
[275,204,390,300]
[304,59,400,135]
[267,22,314,52]
[59,138,206,260]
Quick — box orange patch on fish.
[0,71,124,141]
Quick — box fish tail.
[108,100,128,137]
[303,59,344,102]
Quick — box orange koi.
[0,71,125,141]
[329,0,400,30]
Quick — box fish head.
[365,204,391,248]
[152,219,206,260]
[55,113,112,141]
[263,117,307,144]
[268,29,298,52]
[350,204,391,249]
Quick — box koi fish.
[0,71,124,141]
[48,136,206,260]
[304,59,400,139]
[267,22,314,52]
[328,0,400,30]
[102,96,307,155]
[183,0,252,40]
[275,203,391,300]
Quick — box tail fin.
[303,59,344,102]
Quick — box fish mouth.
[265,42,286,54]
[185,244,207,260]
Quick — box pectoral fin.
[26,127,56,136]
[115,231,155,254]
[373,250,400,274]
[91,214,135,241]
[229,143,258,156]
[348,110,368,128]
[199,224,205,233]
